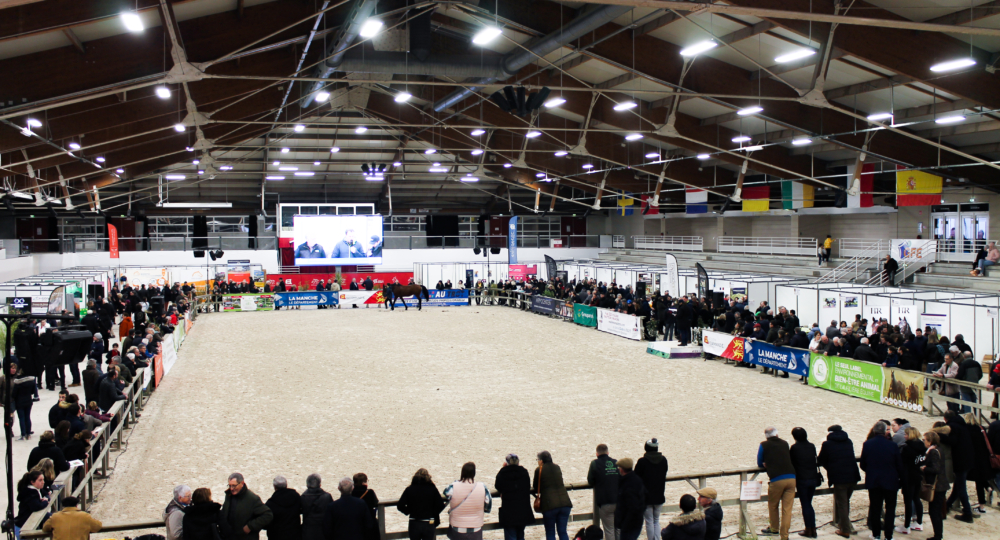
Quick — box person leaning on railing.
[42,496,102,540]
[756,427,796,540]
[818,425,861,538]
[15,470,50,539]
[398,468,446,540]
[444,462,492,540]
[184,487,233,540]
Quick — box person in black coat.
[183,487,233,540]
[817,425,861,537]
[614,458,646,540]
[696,489,723,540]
[943,410,975,522]
[27,431,70,473]
[265,476,302,540]
[301,475,334,540]
[660,495,706,540]
[789,428,819,538]
[853,338,881,363]
[634,438,669,540]
[675,299,693,346]
[899,427,926,532]
[11,365,37,440]
[398,468,446,540]
[494,455,534,540]
[859,421,905,540]
[324,477,375,540]
[15,471,49,534]
[97,370,126,412]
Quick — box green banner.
[222,294,275,312]
[808,353,884,403]
[573,304,597,327]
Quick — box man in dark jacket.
[97,371,126,412]
[587,444,618,540]
[27,430,70,473]
[660,494,705,540]
[265,476,302,540]
[757,427,796,540]
[82,360,100,406]
[859,422,905,540]
[852,338,881,363]
[676,298,693,346]
[222,473,274,540]
[614,458,645,540]
[697,488,723,540]
[324,477,375,540]
[818,425,861,537]
[957,351,983,413]
[300,474,333,540]
[634,438,668,540]
[944,410,975,522]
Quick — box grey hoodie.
[891,423,910,448]
[163,499,186,540]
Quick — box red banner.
[266,272,414,290]
[509,265,537,282]
[153,350,163,388]
[109,224,119,259]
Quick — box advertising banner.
[809,353,925,412]
[222,294,275,311]
[338,291,381,305]
[108,224,119,259]
[530,295,558,315]
[883,367,925,412]
[424,289,470,306]
[745,340,810,377]
[665,254,679,297]
[161,334,177,376]
[126,268,170,288]
[153,350,163,388]
[509,264,537,282]
[921,313,948,335]
[508,216,518,264]
[266,272,414,291]
[574,304,597,327]
[274,291,339,307]
[597,309,642,340]
[702,330,745,362]
[696,263,709,299]
[557,302,573,320]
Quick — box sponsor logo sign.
[424,289,470,306]
[596,308,642,340]
[274,291,339,307]
[530,295,557,315]
[573,304,597,327]
[744,340,809,377]
[702,330,745,362]
[809,353,923,411]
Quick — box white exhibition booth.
[776,283,1000,360]
[0,267,115,315]
[414,261,548,287]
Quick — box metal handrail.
[631,236,704,252]
[815,240,884,284]
[718,236,817,256]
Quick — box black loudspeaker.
[712,291,725,309]
[192,215,208,250]
[194,250,205,258]
[490,247,501,254]
[636,282,646,298]
[48,329,93,366]
[150,296,165,316]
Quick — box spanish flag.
[742,185,770,212]
[896,167,942,206]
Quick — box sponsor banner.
[696,263,709,299]
[108,224,119,259]
[274,291,339,307]
[664,254,679,297]
[883,367,925,412]
[809,353,925,412]
[222,294,275,311]
[265,272,414,291]
[557,302,573,320]
[339,290,381,305]
[508,215,519,264]
[744,340,810,377]
[153,351,163,388]
[702,330,746,362]
[161,334,177,376]
[891,239,935,261]
[227,259,251,272]
[597,308,642,340]
[509,265,537,282]
[530,295,558,315]
[424,289,470,306]
[143,363,152,390]
[574,304,597,327]
[921,313,948,335]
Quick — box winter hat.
[93,333,102,339]
[127,353,135,360]
[505,454,519,465]
[827,424,843,432]
[616,457,634,471]
[645,438,659,452]
[697,487,718,500]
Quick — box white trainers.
[867,533,880,540]
[974,507,987,514]
[909,524,923,531]
[894,526,909,534]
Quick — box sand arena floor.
[89,306,996,539]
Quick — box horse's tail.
[422,285,429,300]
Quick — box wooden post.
[378,504,387,540]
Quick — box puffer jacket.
[817,428,861,485]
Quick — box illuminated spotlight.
[393,162,401,167]
[461,176,480,182]
[472,26,502,45]
[536,173,546,178]
[554,151,568,157]
[433,162,441,166]
[96,157,106,163]
[116,168,125,174]
[121,12,144,33]
[219,166,233,170]
[294,172,315,176]
[394,92,412,103]
[355,126,368,134]
[732,135,752,143]
[935,115,966,124]
[293,124,305,132]
[315,91,330,102]
[737,106,763,116]
[314,161,321,166]
[867,112,893,121]
[930,58,976,72]
[281,147,290,153]
[471,149,484,156]
[582,164,594,169]
[273,161,281,166]
[192,160,200,165]
[68,142,81,150]
[503,163,512,168]
[173,123,186,132]
[613,101,637,111]
[266,176,285,181]
[774,48,816,63]
[697,154,710,160]
[25,118,42,128]
[425,148,437,154]
[525,131,541,138]
[359,19,383,38]
[330,147,340,153]
[625,133,643,141]
[186,146,194,152]
[645,152,660,159]
[544,98,566,108]
[471,129,486,136]
[155,86,171,99]
[791,138,812,146]
[197,170,205,174]
[279,166,299,171]
[165,175,186,180]
[679,40,717,57]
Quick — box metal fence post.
[377,504,387,540]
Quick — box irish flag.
[781,181,814,210]
[896,166,942,206]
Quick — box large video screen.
[293,215,384,265]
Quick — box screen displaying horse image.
[293,215,384,265]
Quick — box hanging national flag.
[685,188,707,214]
[896,166,942,206]
[780,181,814,210]
[617,191,634,216]
[845,163,874,208]
[742,185,770,212]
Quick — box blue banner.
[508,216,518,264]
[744,340,810,377]
[274,291,339,307]
[424,289,470,306]
[530,295,558,315]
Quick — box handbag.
[920,478,937,502]
[981,427,1000,470]
[533,464,542,512]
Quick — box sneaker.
[909,524,923,531]
[954,513,974,523]
[974,507,987,514]
[867,534,880,540]
[760,528,779,536]
[894,526,909,534]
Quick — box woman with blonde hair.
[30,458,56,498]
[897,427,926,534]
[398,468,446,540]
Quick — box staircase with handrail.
[865,241,938,286]
[813,240,884,284]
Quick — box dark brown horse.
[382,283,430,310]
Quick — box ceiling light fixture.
[503,163,512,168]
[433,162,440,166]
[582,164,594,169]
[625,133,643,141]
[774,49,816,63]
[544,98,566,108]
[742,145,764,152]
[935,115,966,124]
[461,176,480,182]
[281,147,290,153]
[359,19,383,38]
[116,168,125,174]
[68,142,80,150]
[165,174,186,180]
[315,91,330,102]
[737,106,763,116]
[731,135,752,143]
[394,92,412,103]
[314,161,321,166]
[186,146,194,151]
[930,58,976,72]
[393,162,401,167]
[471,149,484,155]
[173,123,186,133]
[472,26,502,45]
[679,40,717,57]
[645,152,660,159]
[525,131,541,138]
[293,124,305,132]
[330,147,340,153]
[266,176,285,181]
[791,138,812,146]
[867,112,893,121]
[121,12,144,33]
[554,151,568,157]
[536,173,546,177]
[155,86,171,99]
[273,161,280,166]
[219,166,233,170]
[96,157,106,163]
[471,129,486,136]
[424,148,437,154]
[26,118,42,128]
[192,160,199,164]
[279,166,299,171]
[697,154,710,160]
[428,167,449,173]
[613,101,638,111]
[197,170,205,174]
[355,126,368,134]
[294,172,315,176]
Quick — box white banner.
[890,304,916,334]
[338,291,379,304]
[865,304,889,333]
[664,254,679,297]
[597,309,642,340]
[702,330,736,356]
[240,296,258,311]
[161,334,177,376]
[921,313,949,336]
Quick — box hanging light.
[96,157,106,163]
[273,161,281,166]
[935,115,966,124]
[281,147,290,153]
[471,149,484,155]
[192,159,200,165]
[731,135,753,143]
[68,142,81,150]
[471,129,486,136]
[930,58,976,72]
[645,152,660,159]
[544,97,566,108]
[525,131,541,138]
[266,176,285,180]
[355,126,368,134]
[173,123,186,132]
[792,138,812,146]
[293,124,305,132]
[625,133,643,141]
[121,12,144,33]
[679,40,717,57]
[503,163,513,168]
[155,86,171,99]
[737,106,763,116]
[316,91,330,102]
[425,148,437,154]
[359,19,383,38]
[697,154,710,160]
[613,101,638,111]
[394,92,412,103]
[26,118,42,128]
[330,147,340,153]
[314,161,321,166]
[165,174,186,180]
[774,49,816,63]
[472,27,502,45]
[867,112,893,121]
[582,164,594,169]
[554,151,568,157]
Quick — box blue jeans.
[797,478,818,529]
[946,469,972,516]
[960,389,977,414]
[542,506,571,540]
[979,259,996,272]
[503,527,526,540]
[16,403,32,437]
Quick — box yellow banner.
[896,170,942,194]
[742,200,769,212]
